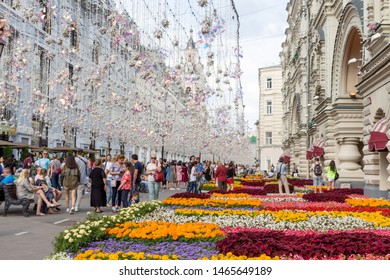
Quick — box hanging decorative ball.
[198,0,208,8]
[201,18,212,34]
[173,40,179,47]
[161,18,170,28]
[62,29,70,37]
[99,27,107,34]
[154,29,163,39]
[207,52,214,59]
[207,60,214,66]
[206,71,211,77]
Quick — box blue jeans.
[112,181,122,207]
[106,180,112,205]
[121,189,130,208]
[50,173,61,190]
[148,181,160,201]
[313,176,323,187]
[187,181,197,193]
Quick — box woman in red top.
[118,161,134,208]
[215,161,227,191]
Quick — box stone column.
[333,106,365,188]
[337,137,364,180]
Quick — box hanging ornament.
[173,40,179,47]
[198,0,208,8]
[161,18,170,28]
[201,17,212,34]
[154,29,163,39]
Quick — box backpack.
[314,164,322,176]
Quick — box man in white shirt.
[74,149,90,212]
[104,154,113,207]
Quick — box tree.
[21,146,29,161]
[2,146,13,160]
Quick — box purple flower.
[78,239,219,260]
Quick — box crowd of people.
[1,149,340,215]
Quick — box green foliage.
[21,146,29,161]
[2,146,13,160]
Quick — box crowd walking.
[0,146,345,218]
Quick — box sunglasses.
[151,157,156,159]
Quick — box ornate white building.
[281,0,390,199]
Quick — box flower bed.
[217,228,390,260]
[263,182,294,194]
[51,185,390,260]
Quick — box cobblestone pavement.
[0,187,182,260]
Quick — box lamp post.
[161,134,165,161]
[305,0,311,178]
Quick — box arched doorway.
[343,28,361,97]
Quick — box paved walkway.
[0,188,182,260]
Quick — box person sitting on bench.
[15,169,59,216]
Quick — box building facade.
[257,65,284,172]
[280,0,390,199]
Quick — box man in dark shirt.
[131,154,143,196]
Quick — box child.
[130,192,140,204]
[117,161,134,209]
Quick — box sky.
[235,0,289,132]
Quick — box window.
[21,137,29,144]
[266,78,272,89]
[68,64,74,85]
[265,132,272,145]
[70,23,78,48]
[266,101,272,115]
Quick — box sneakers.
[74,207,79,212]
[66,208,70,213]
[69,207,74,214]
[112,207,117,213]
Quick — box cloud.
[235,0,289,129]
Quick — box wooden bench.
[0,183,33,217]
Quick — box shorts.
[227,178,234,184]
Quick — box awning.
[368,117,390,151]
[50,146,78,152]
[282,152,291,163]
[306,147,314,160]
[313,138,325,157]
[83,148,100,154]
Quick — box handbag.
[335,172,339,181]
[154,170,165,182]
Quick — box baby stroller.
[138,181,148,193]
